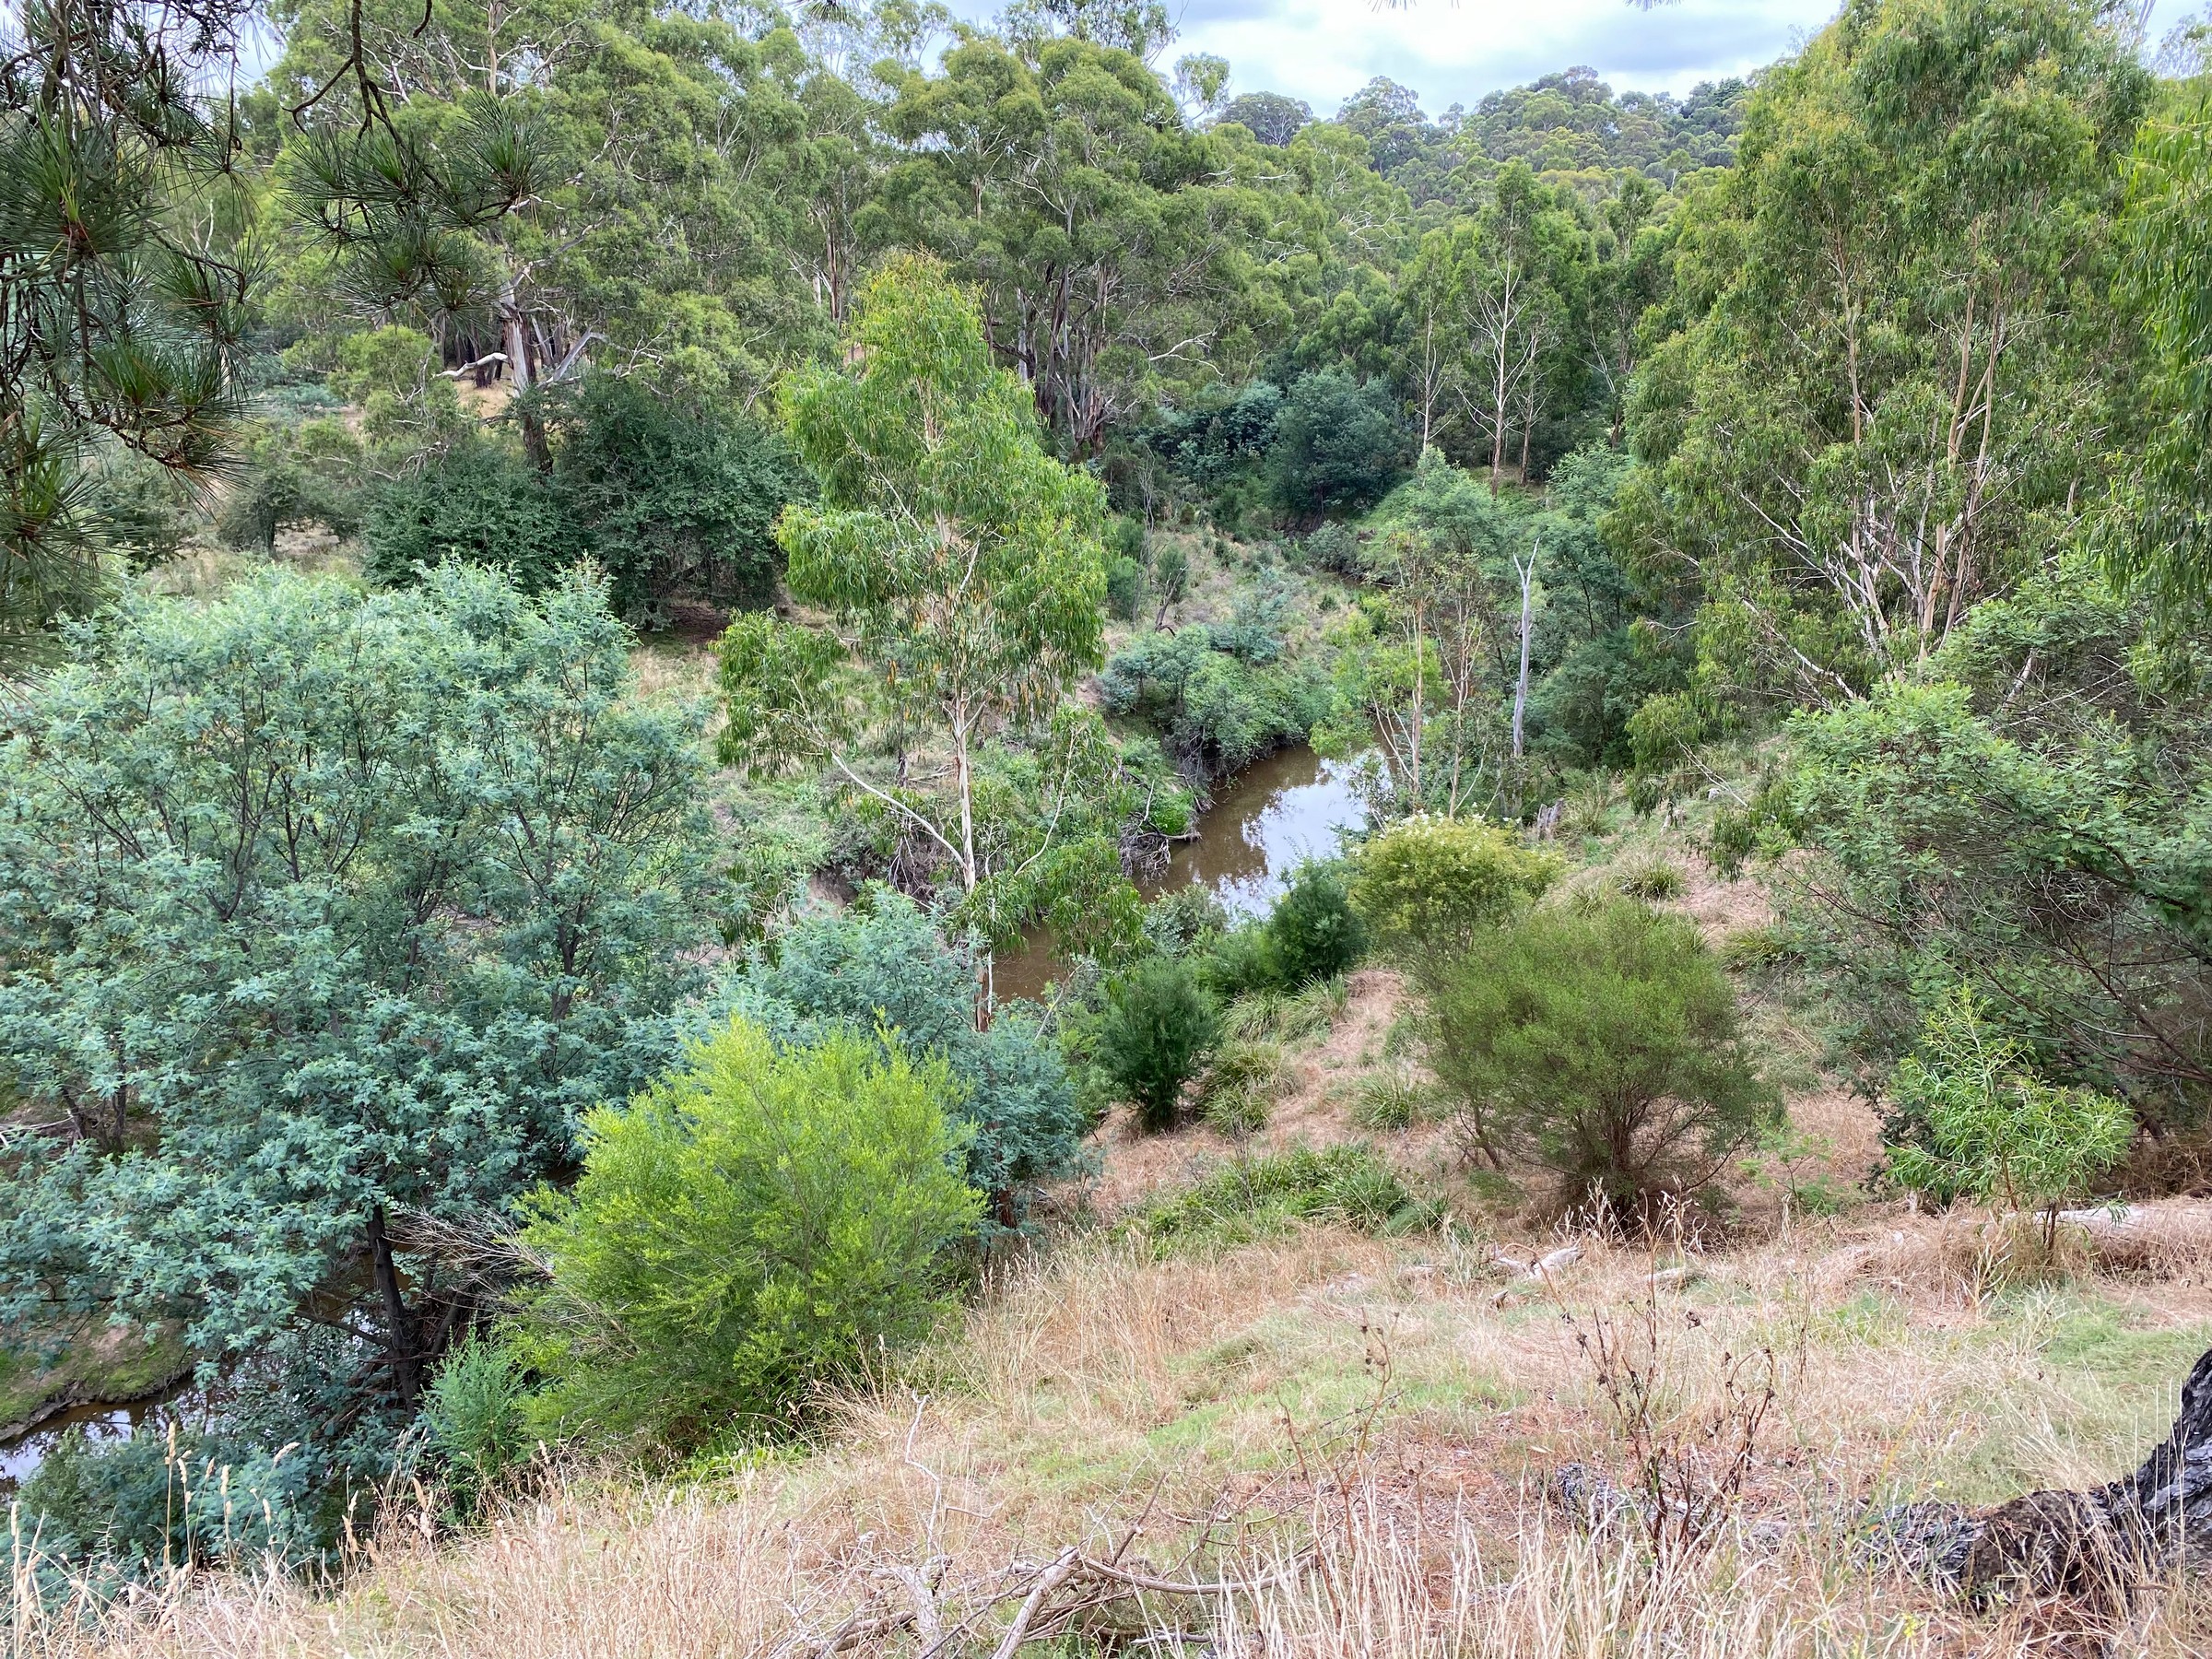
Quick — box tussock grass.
[12,1206,2212,1655]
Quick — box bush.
[1426,900,1777,1211]
[1099,627,1331,777]
[1349,816,1559,957]
[1105,555,1147,622]
[422,1335,532,1518]
[513,1018,980,1452]
[725,893,1085,1216]
[1300,521,1361,575]
[1131,1145,1429,1251]
[1095,956,1219,1132]
[1267,860,1365,987]
[1885,986,2133,1241]
[369,376,805,623]
[1265,368,1410,521]
[549,373,806,620]
[366,439,580,590]
[18,1422,321,1575]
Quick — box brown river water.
[995,741,1369,1001]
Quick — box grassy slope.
[24,774,2212,1655]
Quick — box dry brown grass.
[12,1209,2212,1656]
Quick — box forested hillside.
[6,0,2212,1651]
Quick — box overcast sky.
[938,0,2194,121]
[1159,0,1844,114]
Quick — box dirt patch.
[1065,969,1419,1218]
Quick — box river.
[995,742,1369,1001]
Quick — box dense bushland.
[11,0,2212,1607]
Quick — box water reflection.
[1151,744,1369,920]
[1,1398,161,1492]
[994,743,1368,1000]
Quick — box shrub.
[1144,883,1229,957]
[726,893,1085,1215]
[1885,985,2134,1245]
[512,1018,980,1452]
[1105,555,1147,621]
[1626,690,1704,771]
[366,439,581,590]
[1131,1145,1429,1251]
[1300,521,1361,575]
[18,1423,321,1574]
[1267,861,1366,987]
[422,1335,532,1518]
[1095,955,1219,1132]
[1616,856,1687,901]
[1151,541,1190,621]
[1265,368,1410,521]
[1426,900,1777,1211]
[1194,921,1280,1000]
[1350,816,1559,957]
[548,373,806,620]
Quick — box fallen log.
[1554,1343,2212,1615]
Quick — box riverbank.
[0,1323,189,1488]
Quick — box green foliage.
[1197,1039,1284,1135]
[1265,368,1410,521]
[366,439,580,589]
[880,39,1269,455]
[1151,541,1191,618]
[512,1018,981,1453]
[18,1422,322,1577]
[724,257,1110,913]
[1265,861,1366,987]
[1129,1145,1429,1252]
[1620,0,2151,702]
[1626,691,1704,772]
[547,374,806,620]
[1105,555,1147,622]
[724,893,1085,1214]
[1099,625,1332,778]
[1781,559,2212,1128]
[1095,955,1219,1132]
[1886,987,2134,1230]
[1615,856,1687,901]
[218,413,366,553]
[422,1335,533,1518]
[366,378,804,623]
[0,566,710,1413]
[1349,816,1559,956]
[2105,88,2212,614]
[1426,900,1777,1208]
[0,0,251,672]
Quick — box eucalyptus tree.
[1618,0,2150,709]
[718,258,1114,964]
[2106,79,2212,613]
[1400,161,1585,490]
[879,36,1271,455]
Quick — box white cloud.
[1172,0,1844,114]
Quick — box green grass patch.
[1123,1145,1439,1254]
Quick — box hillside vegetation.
[7,0,2212,1652]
